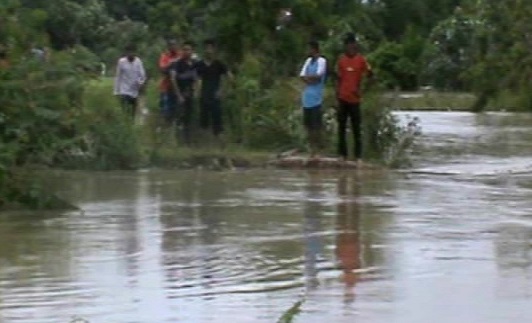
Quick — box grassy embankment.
[87,77,485,170]
[85,77,274,170]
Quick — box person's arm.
[159,53,168,74]
[363,57,375,90]
[138,59,147,85]
[137,59,147,94]
[299,58,311,84]
[113,60,122,96]
[216,63,230,98]
[301,57,326,84]
[192,65,200,98]
[335,58,342,98]
[169,66,184,102]
[311,57,326,82]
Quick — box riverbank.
[385,90,532,112]
[385,91,476,111]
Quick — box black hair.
[344,32,357,45]
[204,38,216,47]
[308,40,320,51]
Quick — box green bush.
[0,50,145,208]
[76,85,144,170]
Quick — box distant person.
[299,40,327,158]
[0,45,9,70]
[113,44,147,119]
[336,34,373,167]
[196,39,229,141]
[100,62,107,77]
[31,47,45,62]
[169,40,198,145]
[159,39,181,126]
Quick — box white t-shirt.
[113,56,146,98]
[299,56,327,78]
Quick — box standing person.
[159,39,181,126]
[196,39,229,142]
[113,44,146,119]
[300,40,327,158]
[0,45,9,70]
[169,41,198,145]
[336,34,373,167]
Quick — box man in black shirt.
[196,39,228,139]
[169,41,197,145]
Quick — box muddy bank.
[151,151,385,171]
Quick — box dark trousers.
[337,100,362,159]
[179,95,194,145]
[160,92,178,125]
[303,106,322,153]
[200,97,223,136]
[120,95,137,119]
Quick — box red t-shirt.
[337,54,371,103]
[159,51,181,92]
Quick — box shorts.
[303,106,322,130]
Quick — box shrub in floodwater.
[360,92,422,167]
[0,169,77,210]
[277,299,304,323]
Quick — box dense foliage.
[1,0,530,208]
[4,0,529,98]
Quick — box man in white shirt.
[113,45,146,119]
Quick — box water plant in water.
[277,299,305,323]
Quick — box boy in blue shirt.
[300,41,327,158]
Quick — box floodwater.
[1,111,532,323]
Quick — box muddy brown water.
[1,111,532,323]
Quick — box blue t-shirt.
[300,56,327,109]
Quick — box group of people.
[300,33,373,166]
[113,33,372,164]
[113,39,229,145]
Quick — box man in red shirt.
[336,34,373,166]
[159,39,181,126]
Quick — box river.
[1,111,531,323]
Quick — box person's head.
[167,39,178,54]
[308,40,320,58]
[125,44,136,61]
[203,39,216,59]
[344,33,359,56]
[181,40,194,59]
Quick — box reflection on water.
[302,172,324,290]
[0,112,532,322]
[335,175,361,300]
